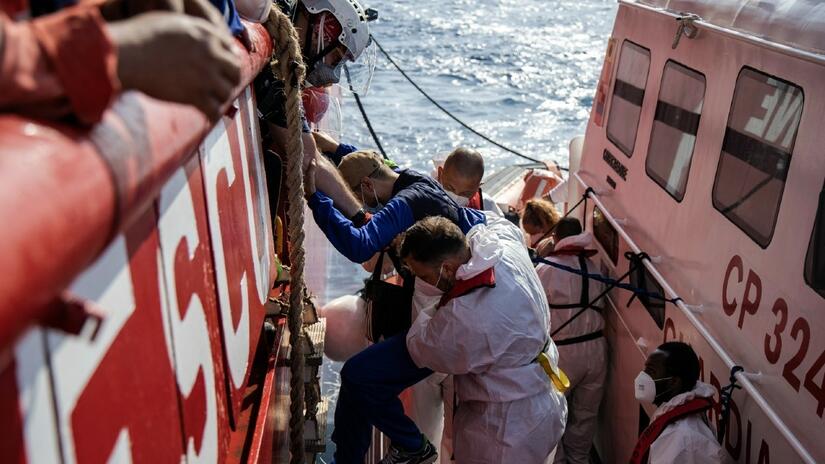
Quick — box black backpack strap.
[579,253,590,309]
[370,251,386,282]
[548,253,597,311]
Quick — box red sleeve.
[467,190,482,210]
[30,4,119,124]
[0,4,119,125]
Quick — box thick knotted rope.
[264,8,307,464]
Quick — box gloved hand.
[108,11,241,121]
[98,0,226,29]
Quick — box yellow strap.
[537,352,570,393]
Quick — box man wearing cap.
[306,149,486,263]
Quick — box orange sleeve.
[0,4,119,125]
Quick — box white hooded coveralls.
[406,217,567,463]
[536,232,607,464]
[648,382,726,464]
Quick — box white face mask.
[634,371,673,404]
[446,190,470,207]
[414,275,444,298]
[360,185,384,213]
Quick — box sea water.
[317,0,617,460]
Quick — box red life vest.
[467,190,482,210]
[438,267,496,308]
[629,397,714,464]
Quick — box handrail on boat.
[0,24,273,351]
[573,172,817,464]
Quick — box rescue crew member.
[306,150,485,263]
[536,217,607,464]
[256,0,376,224]
[401,216,567,463]
[631,342,725,464]
[0,0,241,124]
[521,198,560,256]
[436,147,503,215]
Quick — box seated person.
[521,198,560,256]
[536,217,607,464]
[631,342,725,464]
[306,149,485,263]
[436,147,503,215]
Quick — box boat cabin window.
[805,182,825,299]
[712,68,803,248]
[593,206,618,264]
[645,61,705,201]
[630,265,665,329]
[606,41,650,158]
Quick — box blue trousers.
[332,332,433,464]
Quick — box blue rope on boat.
[532,256,680,305]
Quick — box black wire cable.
[343,64,388,159]
[372,36,568,169]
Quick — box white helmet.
[301,0,375,61]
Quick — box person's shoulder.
[652,416,723,463]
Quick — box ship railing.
[0,24,273,352]
[573,172,817,464]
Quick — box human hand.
[108,12,241,121]
[304,159,317,198]
[312,130,339,154]
[99,0,225,29]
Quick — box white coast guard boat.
[490,1,825,462]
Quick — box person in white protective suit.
[535,217,607,464]
[631,341,725,464]
[402,215,567,464]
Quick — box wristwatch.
[350,208,369,227]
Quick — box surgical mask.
[360,185,384,213]
[414,276,444,298]
[634,371,673,404]
[306,62,342,87]
[446,190,470,207]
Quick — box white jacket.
[649,382,727,464]
[536,232,605,341]
[407,215,567,463]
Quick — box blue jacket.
[309,170,486,263]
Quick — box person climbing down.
[535,217,606,464]
[306,149,486,263]
[303,152,485,464]
[631,342,726,464]
[436,147,503,216]
[521,198,561,257]
[403,216,567,463]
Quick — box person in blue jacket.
[304,150,486,464]
[307,149,485,261]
